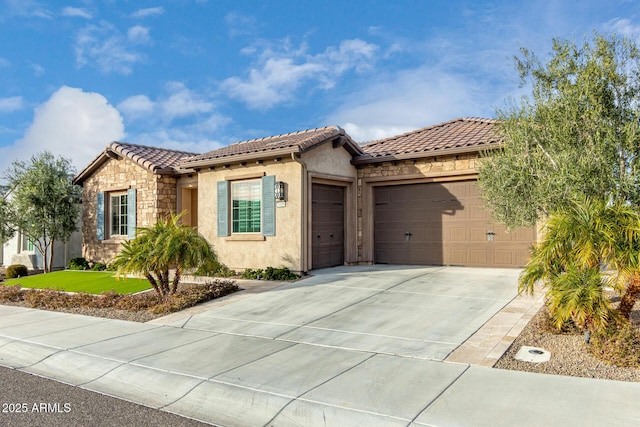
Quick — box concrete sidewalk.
[0,266,639,426]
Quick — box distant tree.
[478,33,640,229]
[112,213,216,297]
[0,152,80,273]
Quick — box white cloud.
[225,12,257,38]
[30,63,45,76]
[0,58,11,68]
[327,66,495,143]
[0,86,125,172]
[0,96,23,112]
[130,7,165,18]
[3,0,52,19]
[117,95,155,119]
[222,39,378,109]
[127,25,150,44]
[604,18,640,39]
[117,82,216,125]
[61,6,92,19]
[75,21,145,75]
[160,82,214,120]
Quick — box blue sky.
[0,0,638,173]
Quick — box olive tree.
[0,152,81,272]
[478,33,640,229]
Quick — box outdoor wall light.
[274,181,286,201]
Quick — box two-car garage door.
[374,180,535,268]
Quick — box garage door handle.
[329,233,333,238]
[317,234,321,239]
[405,231,412,241]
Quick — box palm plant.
[112,212,216,297]
[519,196,640,332]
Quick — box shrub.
[263,267,299,281]
[6,264,28,279]
[68,257,89,270]
[241,268,263,280]
[241,267,299,281]
[91,262,108,271]
[194,258,235,277]
[589,323,640,367]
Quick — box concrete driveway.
[1,266,639,426]
[167,265,520,361]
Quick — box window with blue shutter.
[96,192,105,241]
[261,175,275,236]
[217,181,229,236]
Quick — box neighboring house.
[73,118,537,273]
[1,224,82,271]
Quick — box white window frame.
[20,232,34,252]
[109,192,129,237]
[231,180,262,234]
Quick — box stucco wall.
[302,142,359,267]
[198,159,303,272]
[356,153,480,263]
[81,157,178,263]
[303,141,357,177]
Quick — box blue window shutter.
[217,181,229,237]
[127,188,137,239]
[96,192,105,241]
[262,175,275,236]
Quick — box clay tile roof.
[109,142,198,173]
[353,117,501,164]
[182,125,361,168]
[73,142,198,185]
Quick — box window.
[97,189,136,241]
[21,233,34,252]
[217,176,274,238]
[232,180,261,233]
[110,192,129,236]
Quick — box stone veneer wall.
[81,157,178,263]
[355,153,480,263]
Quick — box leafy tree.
[0,152,80,273]
[478,33,640,229]
[112,213,216,297]
[519,196,640,331]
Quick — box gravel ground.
[0,366,208,426]
[494,301,640,382]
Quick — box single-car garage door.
[374,180,535,267]
[312,184,344,269]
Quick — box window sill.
[101,238,127,244]
[225,234,266,241]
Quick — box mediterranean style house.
[72,118,536,273]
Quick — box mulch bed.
[494,299,640,382]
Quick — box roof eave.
[352,142,501,165]
[182,146,302,169]
[72,152,109,186]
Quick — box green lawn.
[3,271,151,294]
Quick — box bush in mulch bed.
[0,280,239,315]
[590,323,640,368]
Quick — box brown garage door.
[312,184,345,269]
[374,180,535,267]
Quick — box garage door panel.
[312,184,345,269]
[374,181,535,268]
[494,250,514,265]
